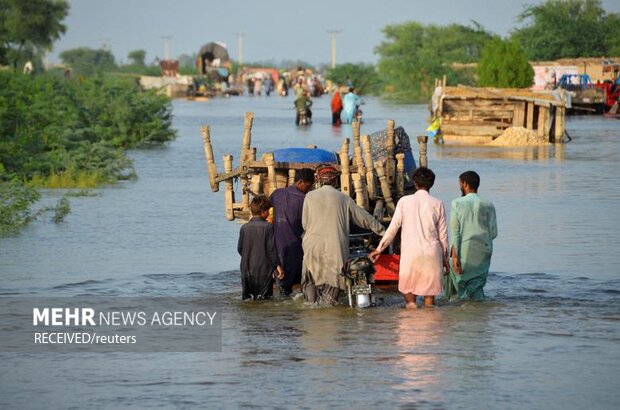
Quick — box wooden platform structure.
[431,85,568,144]
[201,112,428,223]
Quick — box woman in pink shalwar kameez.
[370,167,449,308]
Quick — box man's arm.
[348,197,385,236]
[266,224,280,268]
[489,203,498,240]
[449,201,461,254]
[237,227,244,256]
[449,201,463,274]
[301,196,310,231]
[369,200,402,262]
[438,203,450,273]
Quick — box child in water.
[237,195,284,300]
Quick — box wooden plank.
[223,155,235,221]
[537,106,549,141]
[441,135,495,143]
[554,107,565,143]
[442,124,505,136]
[361,135,377,199]
[339,138,351,197]
[443,119,513,127]
[241,112,254,165]
[444,114,514,122]
[513,102,525,127]
[442,95,554,107]
[526,102,535,129]
[444,100,516,110]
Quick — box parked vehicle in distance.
[556,74,606,114]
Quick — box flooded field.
[1,96,619,409]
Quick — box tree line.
[332,0,620,101]
[1,1,176,235]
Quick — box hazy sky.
[50,0,620,66]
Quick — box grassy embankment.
[0,71,176,235]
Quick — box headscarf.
[315,165,340,187]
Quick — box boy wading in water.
[237,196,285,300]
[369,167,449,308]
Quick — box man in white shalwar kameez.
[370,167,449,308]
[301,166,385,305]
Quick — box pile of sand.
[488,127,547,146]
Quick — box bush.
[0,180,40,235]
[0,71,176,234]
[325,63,383,95]
[477,38,534,88]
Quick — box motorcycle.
[354,106,363,123]
[341,233,376,308]
[297,108,311,126]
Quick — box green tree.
[478,38,534,88]
[0,0,69,69]
[325,63,383,95]
[59,47,117,75]
[603,12,620,56]
[127,49,146,66]
[375,22,493,102]
[511,0,616,60]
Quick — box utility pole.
[99,38,110,51]
[234,32,245,65]
[327,30,341,69]
[161,35,172,60]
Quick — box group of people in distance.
[237,166,498,308]
[293,86,363,126]
[330,87,363,125]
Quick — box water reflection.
[299,307,348,365]
[391,305,497,407]
[435,144,565,161]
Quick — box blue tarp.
[272,148,338,164]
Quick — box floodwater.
[1,95,619,409]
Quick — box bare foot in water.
[423,296,435,307]
[406,302,418,309]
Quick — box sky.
[49,0,620,67]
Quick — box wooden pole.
[265,153,277,196]
[223,155,235,221]
[396,153,405,199]
[375,161,395,215]
[352,173,369,210]
[554,106,565,143]
[386,119,396,184]
[361,135,377,199]
[288,169,296,186]
[241,112,254,165]
[513,102,525,127]
[200,125,219,192]
[241,181,250,214]
[250,174,263,196]
[352,119,361,140]
[526,102,535,130]
[417,136,428,168]
[339,138,351,197]
[373,199,385,221]
[537,106,548,142]
[353,135,365,182]
[352,121,361,167]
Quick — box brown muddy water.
[1,96,619,409]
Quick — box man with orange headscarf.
[301,166,385,305]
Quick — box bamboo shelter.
[201,113,428,223]
[430,85,568,144]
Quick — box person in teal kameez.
[445,171,497,301]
